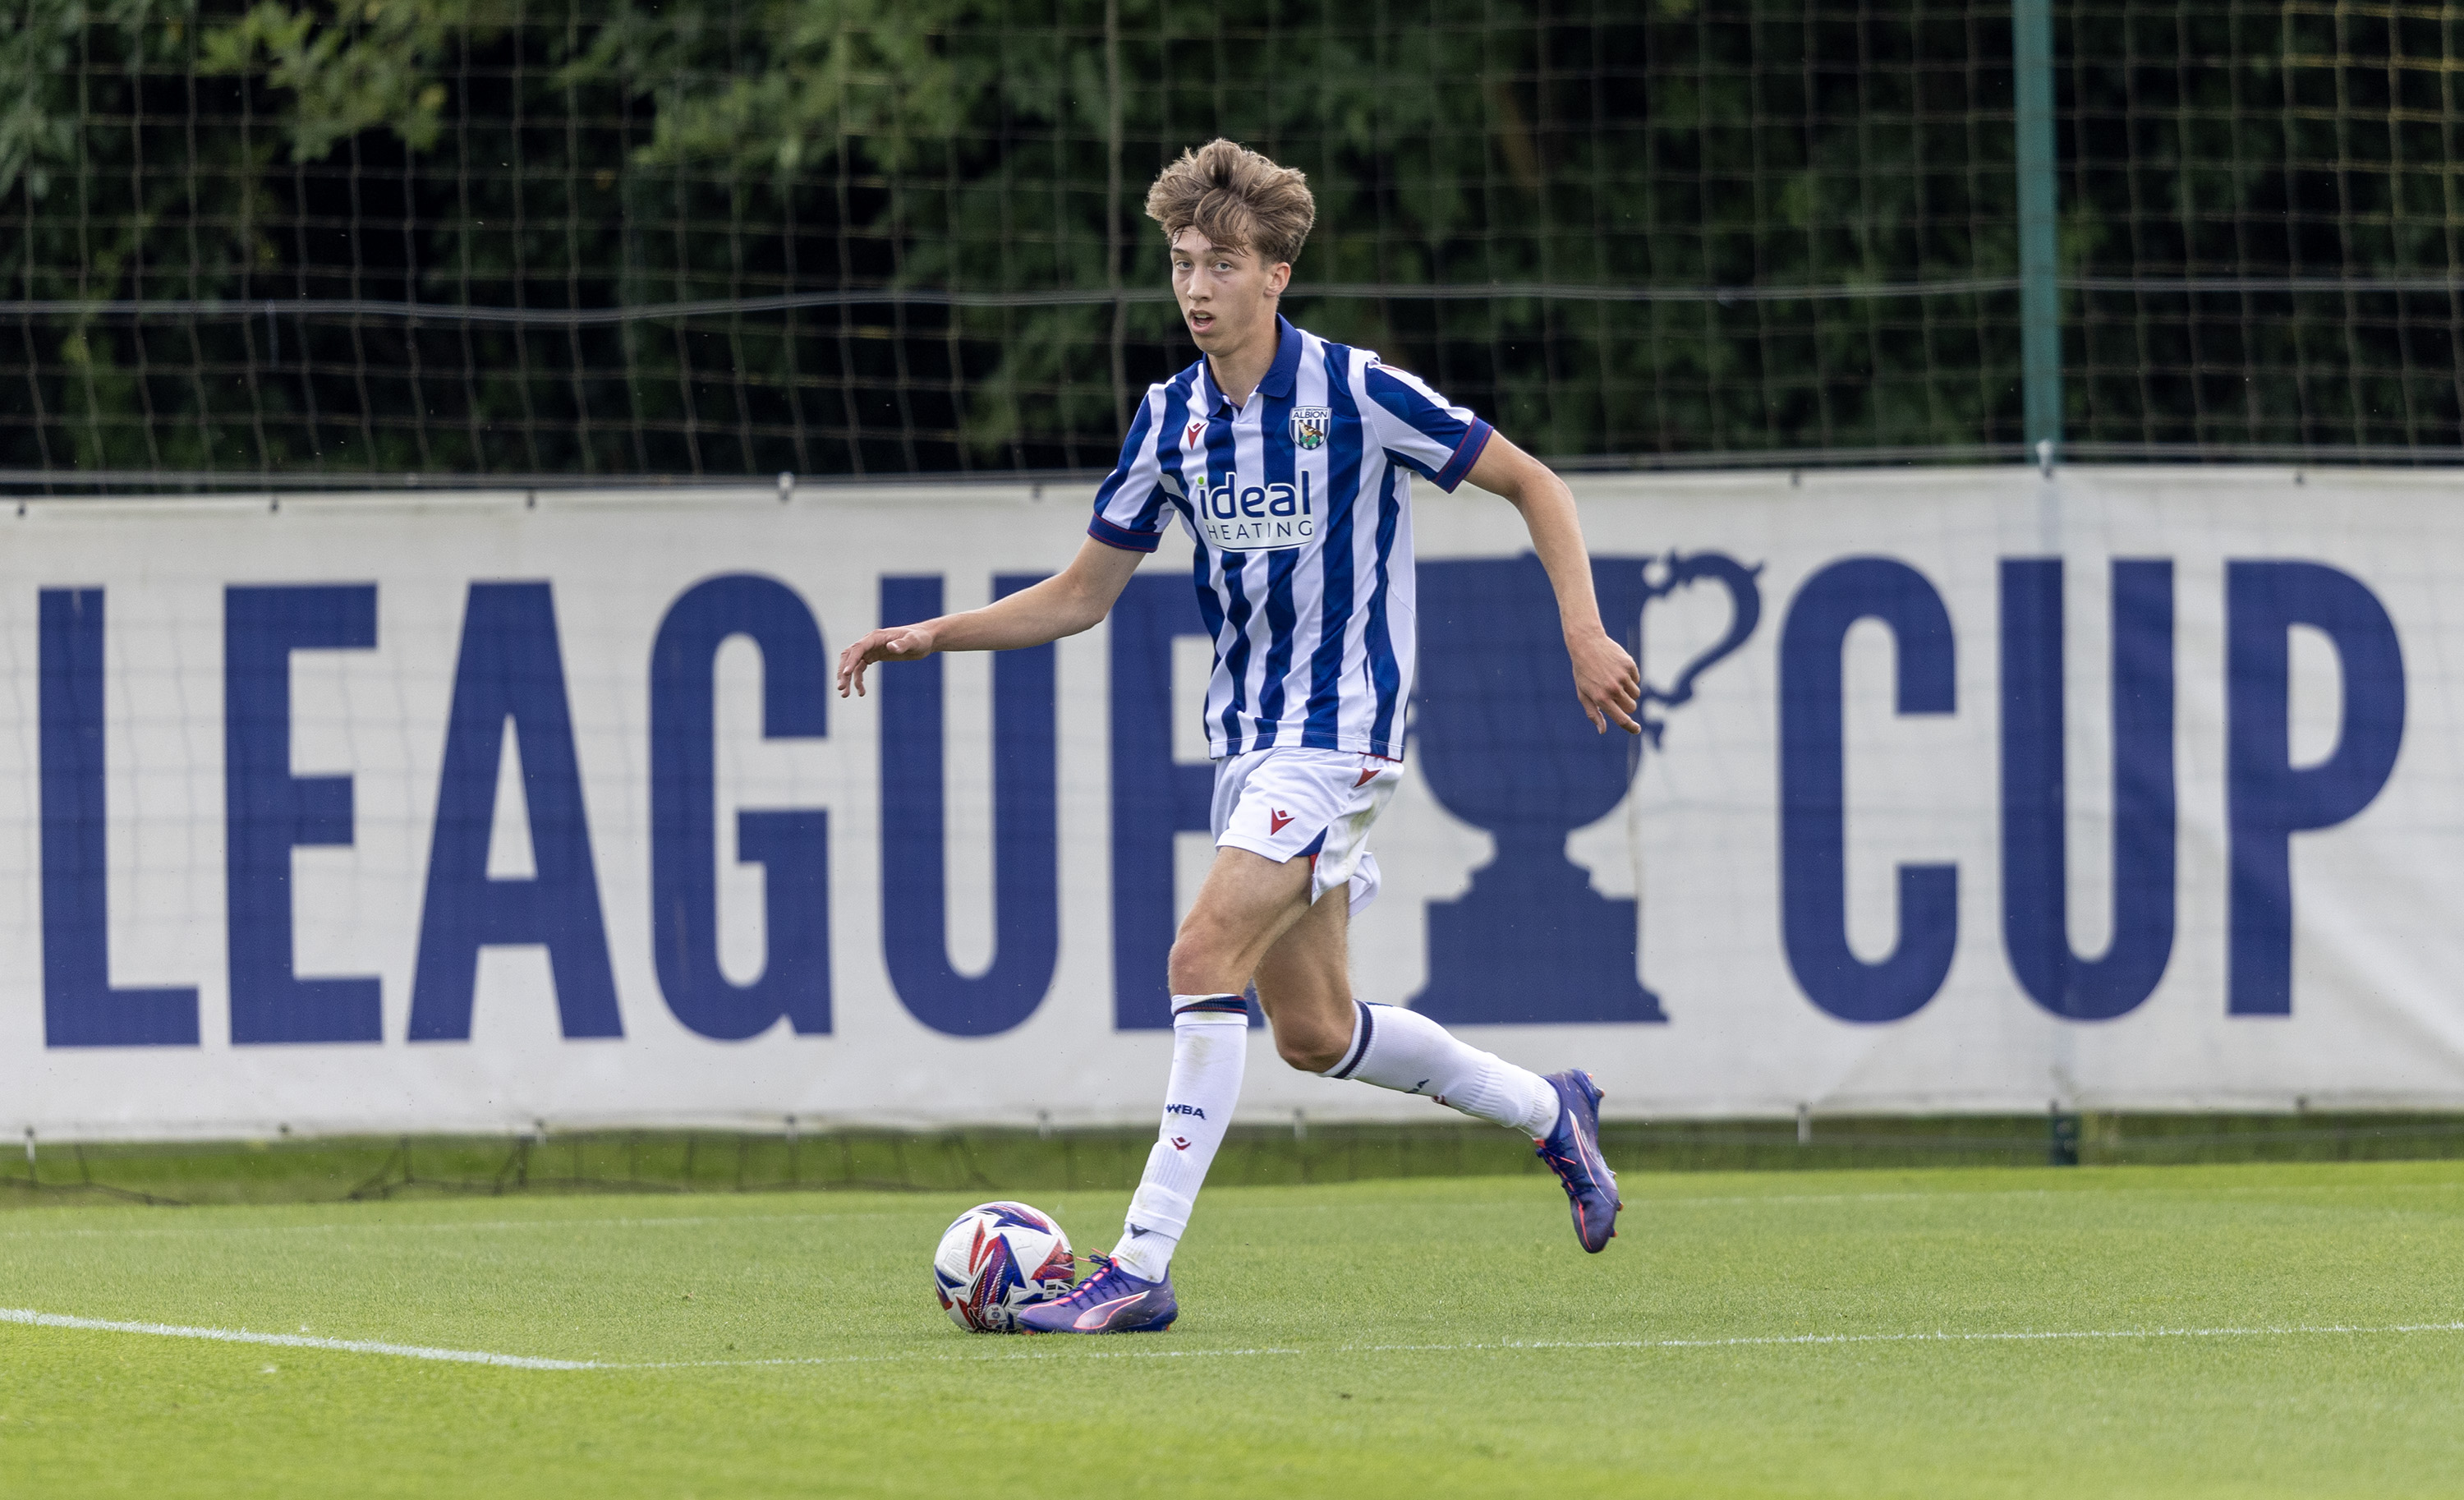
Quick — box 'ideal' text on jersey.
[1182,471,1315,551]
[1087,317,1493,762]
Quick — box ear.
[1266,260,1293,295]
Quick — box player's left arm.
[1465,434,1643,736]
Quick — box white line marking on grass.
[457,1318,2464,1369]
[0,1305,1303,1372]
[1341,1321,2464,1355]
[0,1307,598,1369]
[9,1309,2456,1374]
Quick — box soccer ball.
[931,1200,1078,1332]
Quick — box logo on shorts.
[1270,809,1295,835]
[1290,406,1331,450]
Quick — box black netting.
[5,1,2463,486]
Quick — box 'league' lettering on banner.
[3,467,2456,1139]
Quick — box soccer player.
[836,140,1639,1334]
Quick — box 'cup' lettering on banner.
[2,468,2454,1138]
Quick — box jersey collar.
[1197,315,1304,415]
[1257,315,1303,401]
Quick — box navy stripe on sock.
[1175,994,1250,1018]
[1328,1000,1375,1079]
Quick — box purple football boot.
[1533,1070,1621,1253]
[1014,1254,1178,1335]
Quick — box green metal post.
[2048,1103,2080,1167]
[2012,0,2062,458]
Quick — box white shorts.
[1211,748,1404,913]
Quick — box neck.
[1205,317,1280,407]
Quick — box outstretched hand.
[835,623,939,697]
[1569,628,1643,734]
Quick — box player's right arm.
[834,536,1143,697]
[841,384,1176,697]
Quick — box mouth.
[1187,311,1216,336]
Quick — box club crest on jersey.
[1289,406,1331,450]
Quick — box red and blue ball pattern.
[931,1201,1077,1332]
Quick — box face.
[1170,228,1289,358]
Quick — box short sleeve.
[1087,393,1172,553]
[1360,361,1495,492]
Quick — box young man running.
[836,140,1639,1334]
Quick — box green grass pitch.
[2,1161,2459,1498]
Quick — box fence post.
[2048,1101,2080,1166]
[2013,0,2062,454]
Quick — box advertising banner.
[6,466,2460,1138]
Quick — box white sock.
[1322,1001,1561,1138]
[1113,994,1249,1281]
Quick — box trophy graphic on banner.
[1409,551,1761,1024]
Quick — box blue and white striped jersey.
[1089,317,1493,761]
